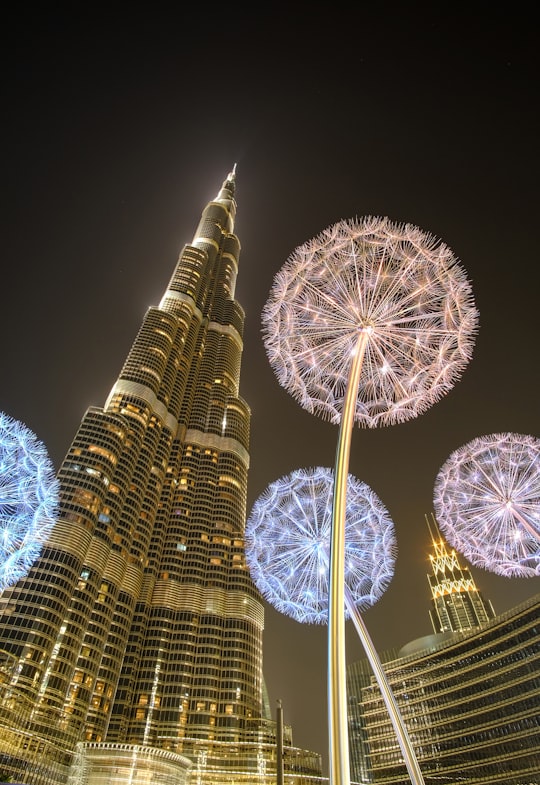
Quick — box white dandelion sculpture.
[433,432,540,578]
[245,466,397,624]
[262,216,479,785]
[0,411,59,592]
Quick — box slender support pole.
[328,332,367,785]
[344,586,426,784]
[328,329,425,785]
[276,699,284,785]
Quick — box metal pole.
[344,586,425,784]
[328,331,367,785]
[276,699,284,785]
[328,329,425,785]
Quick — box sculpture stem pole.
[276,699,284,785]
[328,331,367,785]
[344,586,426,785]
[329,329,425,785]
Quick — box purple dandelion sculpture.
[262,216,479,785]
[245,466,397,625]
[0,411,59,592]
[433,432,540,578]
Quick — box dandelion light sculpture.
[246,467,418,779]
[245,466,397,624]
[0,411,59,592]
[263,216,478,429]
[262,216,479,785]
[433,432,540,577]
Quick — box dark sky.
[3,8,539,775]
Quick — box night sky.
[3,8,539,775]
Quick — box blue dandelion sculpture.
[0,411,59,592]
[433,432,540,578]
[245,466,397,625]
[262,217,479,785]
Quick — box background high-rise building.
[425,512,495,634]
[347,524,539,785]
[0,169,322,784]
[348,593,540,784]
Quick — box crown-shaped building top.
[426,512,496,634]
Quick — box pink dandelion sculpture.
[245,466,397,625]
[262,216,479,429]
[433,432,540,578]
[0,411,59,592]
[263,216,478,785]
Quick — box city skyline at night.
[3,8,539,775]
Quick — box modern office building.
[0,168,323,784]
[348,566,539,782]
[425,512,496,634]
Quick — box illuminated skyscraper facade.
[347,522,537,784]
[425,513,495,634]
[0,169,322,784]
[348,593,540,784]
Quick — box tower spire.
[425,512,495,634]
[0,168,323,783]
